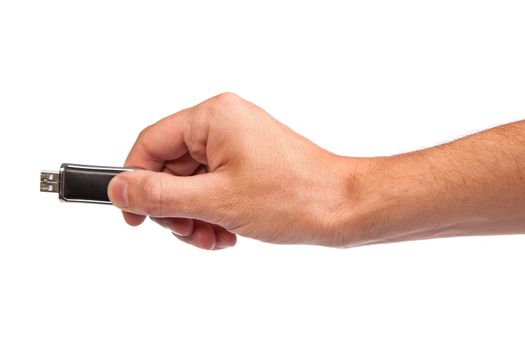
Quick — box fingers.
[114,93,243,236]
[124,92,242,172]
[118,108,206,226]
[117,93,239,227]
[124,110,191,172]
[120,153,202,227]
[123,212,147,226]
[124,102,211,172]
[150,217,237,250]
[108,169,223,220]
[176,223,237,250]
[162,152,201,176]
[150,217,194,236]
[175,223,237,250]
[173,220,216,250]
[213,225,237,249]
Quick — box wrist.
[318,154,382,247]
[332,151,465,247]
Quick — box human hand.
[108,93,366,249]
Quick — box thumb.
[107,170,221,219]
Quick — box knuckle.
[209,180,248,227]
[140,175,166,217]
[134,126,152,153]
[137,124,153,141]
[209,92,241,108]
[135,124,157,149]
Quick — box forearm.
[342,119,525,247]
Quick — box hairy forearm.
[342,119,525,247]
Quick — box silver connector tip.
[40,171,60,193]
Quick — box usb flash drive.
[40,163,132,204]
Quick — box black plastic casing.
[59,163,130,204]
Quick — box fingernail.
[168,220,194,237]
[169,225,192,237]
[109,177,129,208]
[151,218,187,236]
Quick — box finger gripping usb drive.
[40,163,132,204]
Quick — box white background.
[1,1,525,349]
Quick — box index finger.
[124,108,191,171]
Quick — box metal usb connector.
[40,171,60,193]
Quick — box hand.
[108,93,366,249]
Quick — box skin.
[107,92,525,250]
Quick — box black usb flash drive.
[40,163,132,204]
